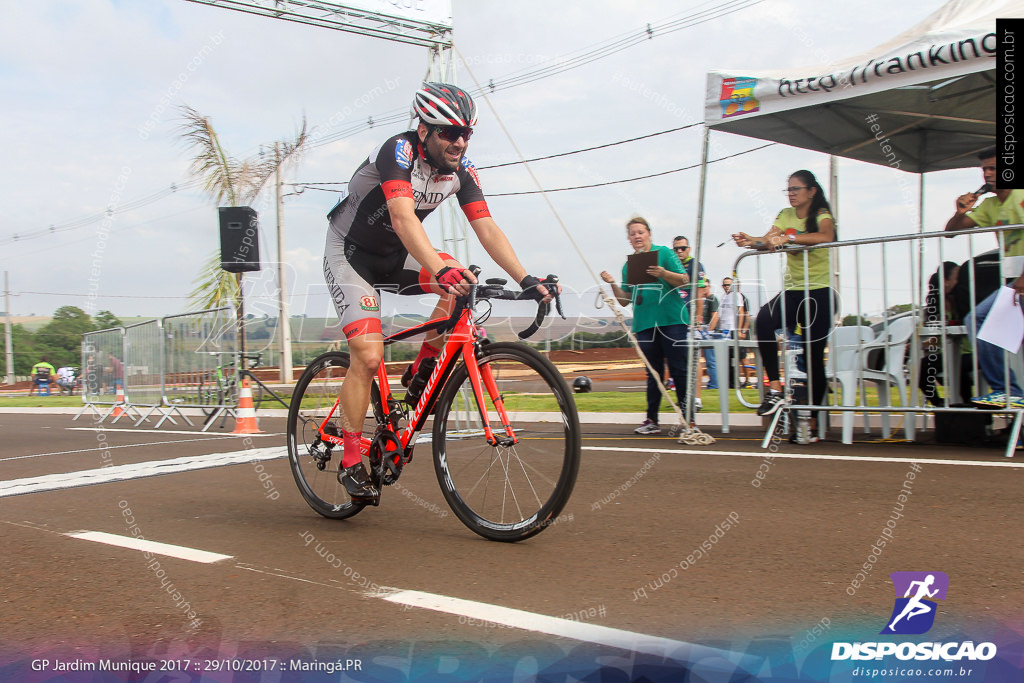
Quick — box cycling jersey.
[324,130,489,339]
[327,131,490,256]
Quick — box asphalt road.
[1,411,1022,681]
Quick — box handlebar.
[452,267,565,340]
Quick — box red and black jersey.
[327,131,490,256]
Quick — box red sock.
[340,430,363,468]
[411,341,441,375]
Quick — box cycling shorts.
[323,227,457,340]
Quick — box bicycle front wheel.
[287,352,381,520]
[432,342,580,542]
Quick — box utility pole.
[4,271,13,384]
[275,142,293,384]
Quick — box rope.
[456,44,713,444]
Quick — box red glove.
[435,266,468,293]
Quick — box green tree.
[177,105,308,312]
[33,306,94,368]
[842,314,870,327]
[2,323,37,375]
[92,310,123,330]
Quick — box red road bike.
[286,272,581,542]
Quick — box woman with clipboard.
[600,216,691,435]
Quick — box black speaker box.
[219,206,261,273]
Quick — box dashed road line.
[0,446,286,498]
[66,530,233,563]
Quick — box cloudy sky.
[0,0,991,329]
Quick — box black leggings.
[755,288,837,406]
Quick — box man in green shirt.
[945,146,1024,407]
[30,357,57,397]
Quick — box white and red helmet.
[412,82,478,127]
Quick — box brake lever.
[544,274,565,320]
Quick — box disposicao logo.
[831,572,997,663]
[881,571,948,635]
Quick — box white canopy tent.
[701,0,1006,173]
[694,0,1009,254]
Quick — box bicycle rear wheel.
[432,342,580,542]
[287,352,382,520]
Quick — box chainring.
[368,428,405,487]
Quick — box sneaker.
[633,419,661,435]
[339,462,380,505]
[665,378,675,390]
[694,397,703,412]
[757,389,786,417]
[756,390,786,416]
[972,391,1009,408]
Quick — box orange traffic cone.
[112,385,127,417]
[233,377,263,434]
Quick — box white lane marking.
[0,446,287,498]
[583,446,1024,468]
[66,531,232,564]
[376,589,753,667]
[0,435,274,463]
[67,427,283,437]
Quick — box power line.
[304,0,764,149]
[11,1,764,245]
[477,123,701,170]
[1,179,201,246]
[487,143,776,196]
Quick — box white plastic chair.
[834,315,918,443]
[826,325,876,443]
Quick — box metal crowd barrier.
[730,223,1024,458]
[75,308,239,427]
[77,327,127,421]
[123,319,163,424]
[162,308,239,429]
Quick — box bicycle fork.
[462,341,519,447]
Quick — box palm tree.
[177,105,308,312]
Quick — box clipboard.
[626,251,659,285]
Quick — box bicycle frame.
[314,305,519,462]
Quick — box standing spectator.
[29,357,56,397]
[718,277,751,387]
[83,354,99,398]
[944,146,1024,407]
[601,217,692,435]
[699,287,720,391]
[732,169,838,431]
[671,236,711,406]
[106,352,124,394]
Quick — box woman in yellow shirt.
[732,170,837,425]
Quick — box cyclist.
[323,82,556,503]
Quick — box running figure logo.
[881,571,949,635]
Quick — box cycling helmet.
[572,376,593,393]
[412,82,478,127]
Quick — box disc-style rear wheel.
[287,352,381,519]
[432,343,580,542]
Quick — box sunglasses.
[674,246,689,251]
[434,125,473,142]
[784,186,810,194]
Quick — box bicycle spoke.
[433,343,580,541]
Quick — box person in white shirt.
[56,366,76,395]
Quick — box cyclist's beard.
[424,138,462,173]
